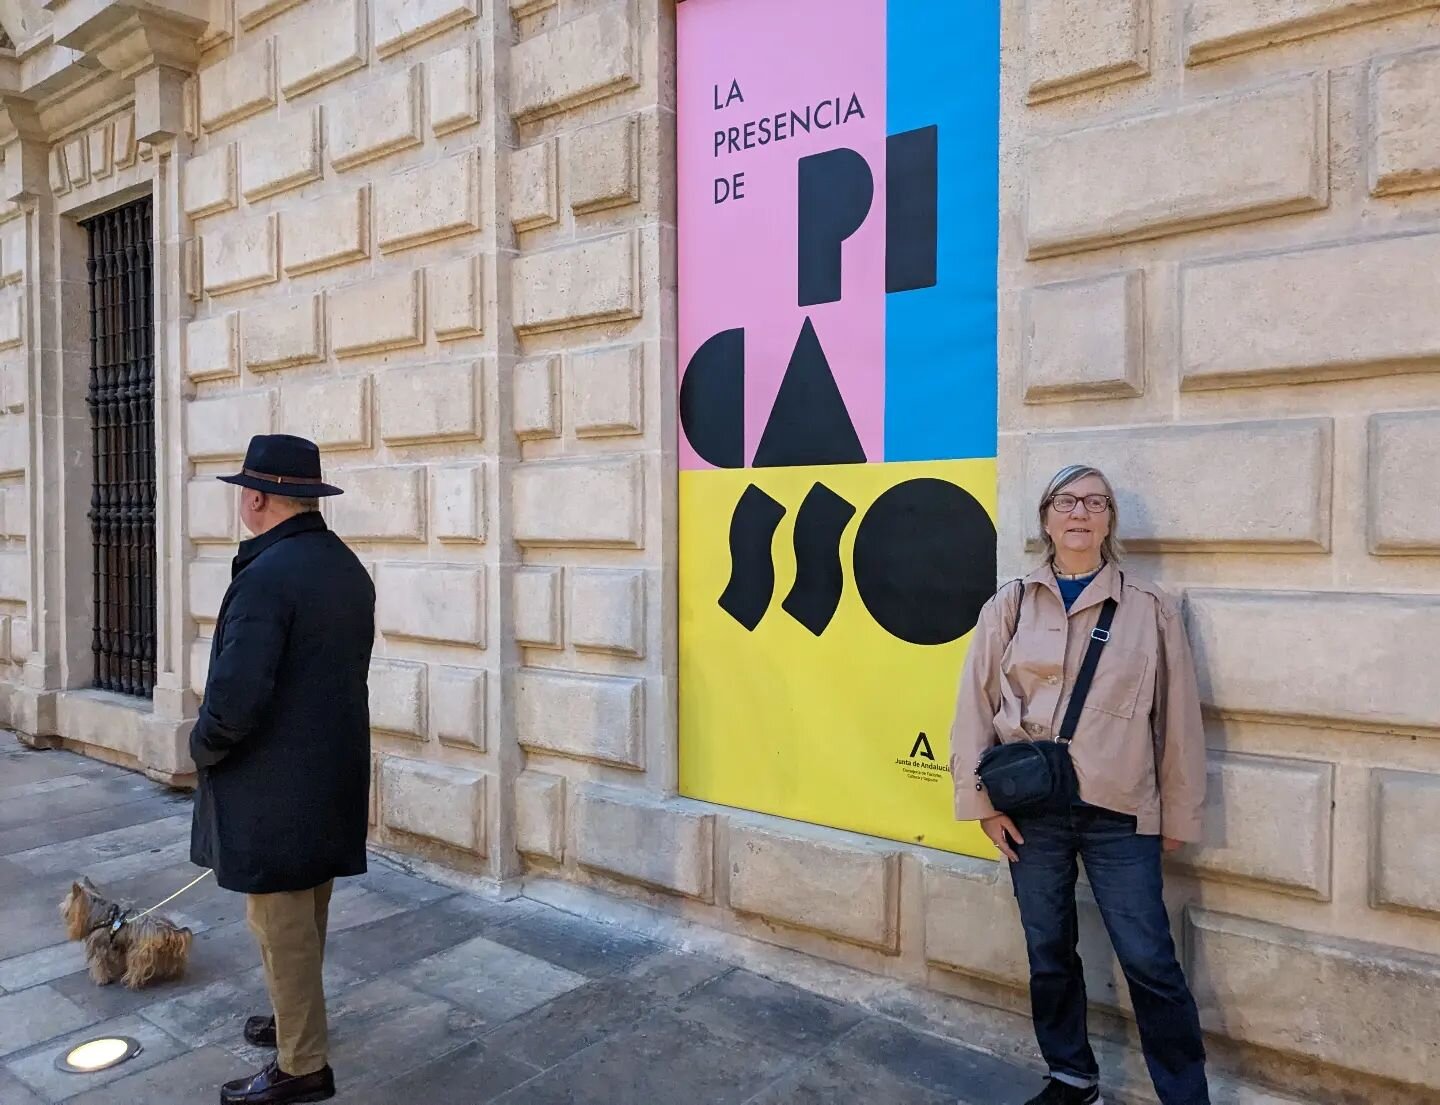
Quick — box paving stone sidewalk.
[0,732,1050,1105]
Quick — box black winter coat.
[190,512,376,894]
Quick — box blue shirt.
[1057,570,1099,611]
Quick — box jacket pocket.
[1080,646,1148,719]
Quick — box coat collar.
[234,511,328,573]
[1023,559,1123,615]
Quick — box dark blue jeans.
[1008,803,1209,1105]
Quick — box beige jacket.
[949,561,1207,841]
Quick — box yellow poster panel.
[679,458,997,859]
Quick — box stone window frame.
[17,141,197,783]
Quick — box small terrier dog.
[60,877,193,989]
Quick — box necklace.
[1053,563,1102,581]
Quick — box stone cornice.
[0,92,44,140]
[93,15,196,77]
[19,42,98,103]
[0,0,205,149]
[0,51,20,94]
[0,95,49,199]
[51,0,204,78]
[35,63,120,137]
[0,0,54,57]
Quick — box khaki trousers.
[246,880,333,1077]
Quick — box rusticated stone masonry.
[0,0,1435,1099]
[993,1,1440,1096]
[159,0,664,887]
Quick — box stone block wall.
[516,3,1440,1100]
[173,0,673,881]
[0,0,674,887]
[180,0,500,867]
[0,197,28,698]
[0,0,1436,1096]
[995,0,1440,1094]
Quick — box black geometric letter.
[752,318,865,469]
[853,479,997,646]
[781,483,857,636]
[886,125,938,293]
[718,485,786,631]
[680,328,745,469]
[797,147,874,306]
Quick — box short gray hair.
[269,495,320,514]
[1037,464,1123,565]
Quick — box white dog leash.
[109,869,214,935]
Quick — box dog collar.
[105,903,128,937]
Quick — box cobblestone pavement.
[0,732,1050,1105]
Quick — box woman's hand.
[1162,837,1184,854]
[982,814,1024,862]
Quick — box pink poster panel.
[677,0,887,471]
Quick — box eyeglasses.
[1049,493,1112,514]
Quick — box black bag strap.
[1056,581,1121,745]
[1003,579,1025,649]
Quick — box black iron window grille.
[84,199,156,698]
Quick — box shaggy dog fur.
[60,877,193,989]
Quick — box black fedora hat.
[218,434,344,498]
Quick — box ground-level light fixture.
[54,1036,143,1074]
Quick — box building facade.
[0,0,1436,1099]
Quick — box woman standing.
[950,465,1211,1105]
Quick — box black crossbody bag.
[974,580,1119,816]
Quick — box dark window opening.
[84,198,156,698]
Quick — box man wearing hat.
[189,435,374,1105]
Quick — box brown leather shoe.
[220,1061,335,1104]
[243,1015,277,1048]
